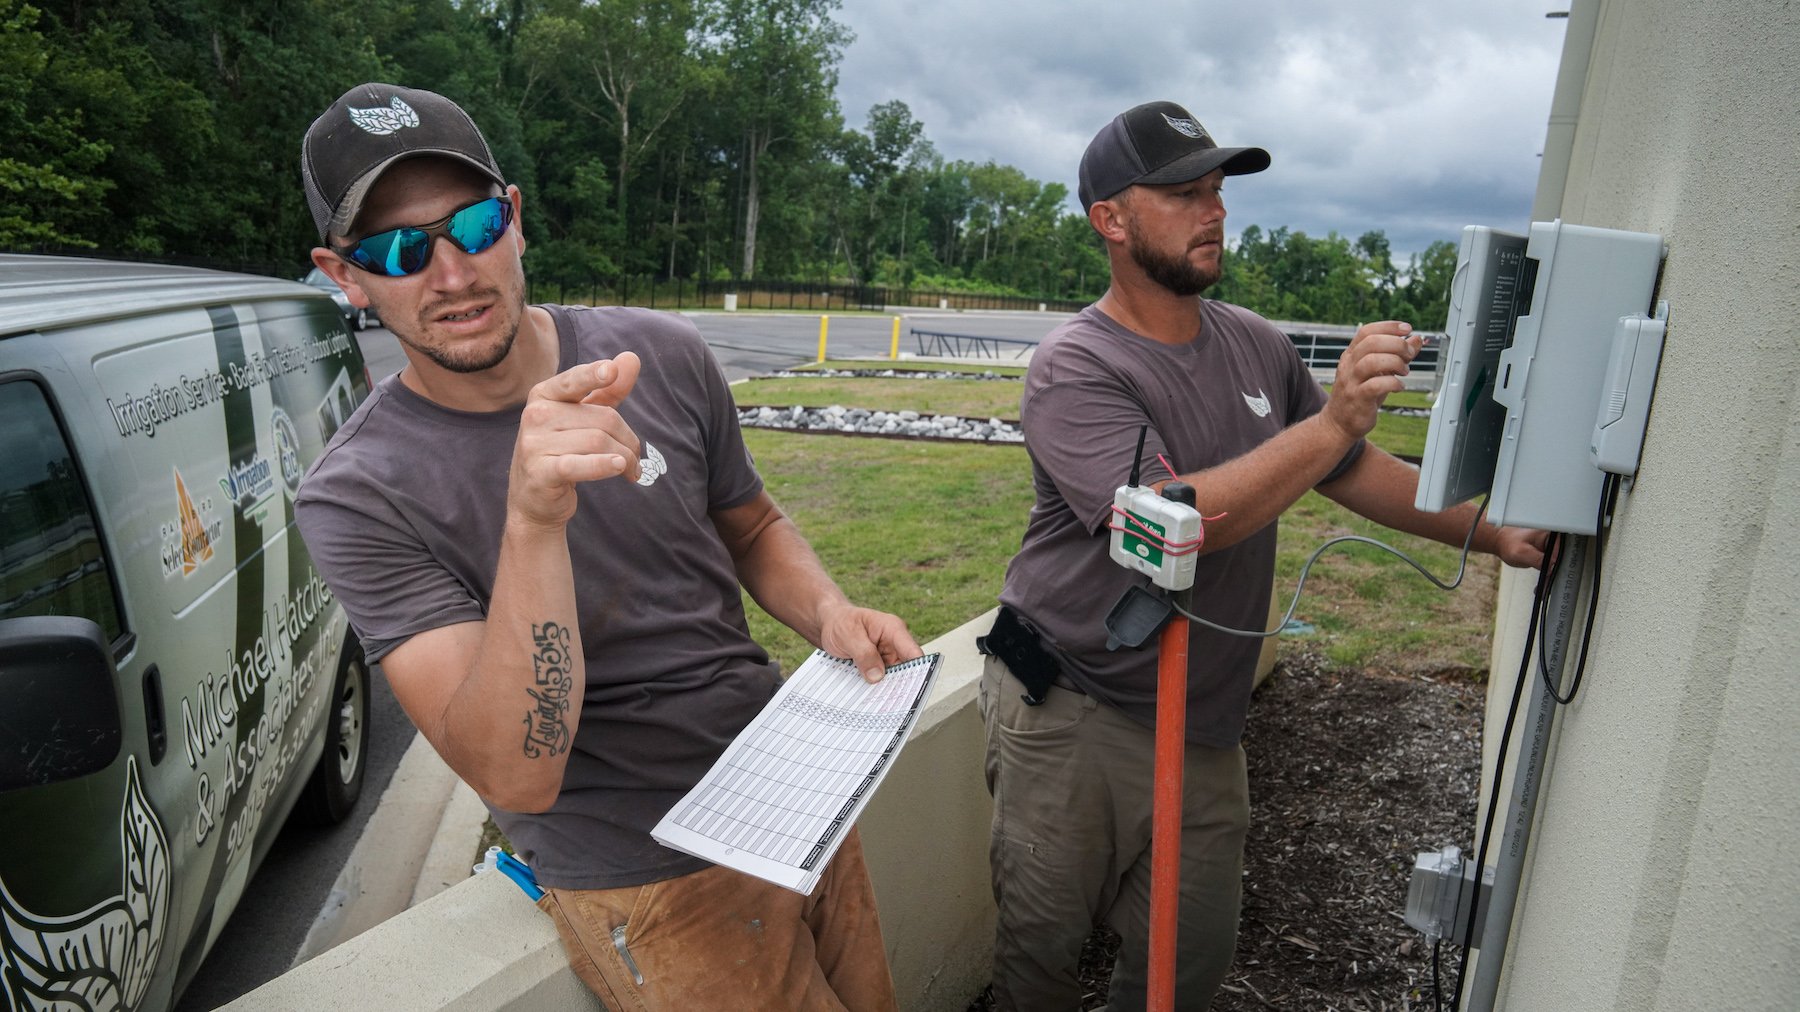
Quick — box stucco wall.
[1488,2,1800,1009]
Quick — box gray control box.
[1416,226,1530,513]
[1404,845,1494,946]
[1488,221,1663,533]
[1590,304,1670,476]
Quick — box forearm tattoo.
[522,621,573,758]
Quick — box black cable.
[1539,473,1621,705]
[1533,533,1573,702]
[1448,544,1558,1010]
[1532,528,1568,643]
[1433,938,1445,1012]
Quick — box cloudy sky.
[833,0,1569,262]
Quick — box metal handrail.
[911,328,1039,359]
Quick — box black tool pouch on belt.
[976,606,1061,705]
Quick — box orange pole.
[1148,593,1190,1012]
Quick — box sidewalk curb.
[411,778,490,907]
[293,733,460,967]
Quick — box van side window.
[0,379,124,640]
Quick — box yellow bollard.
[890,316,902,360]
[818,315,830,362]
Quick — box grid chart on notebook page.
[667,654,935,871]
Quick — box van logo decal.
[272,408,305,497]
[219,454,277,517]
[0,756,171,1012]
[161,466,222,578]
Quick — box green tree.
[1050,212,1107,300]
[526,0,705,233]
[527,155,622,285]
[181,0,396,262]
[838,100,930,283]
[1356,229,1399,315]
[713,0,849,279]
[0,1,108,247]
[916,160,973,273]
[1399,239,1458,329]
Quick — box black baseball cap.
[1078,101,1270,211]
[301,83,506,242]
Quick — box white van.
[0,254,373,1012]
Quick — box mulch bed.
[967,650,1481,1011]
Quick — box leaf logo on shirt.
[635,442,667,487]
[349,96,420,136]
[1242,389,1272,418]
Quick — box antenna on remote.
[1128,424,1147,488]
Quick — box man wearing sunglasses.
[295,83,913,1011]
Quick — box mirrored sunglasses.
[335,195,514,277]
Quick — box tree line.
[4,0,1455,327]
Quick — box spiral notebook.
[651,649,943,893]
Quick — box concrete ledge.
[861,608,998,1010]
[230,870,600,1011]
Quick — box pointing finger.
[535,352,641,405]
[581,351,640,409]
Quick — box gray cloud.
[834,0,1566,259]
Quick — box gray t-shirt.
[999,302,1361,747]
[296,305,778,889]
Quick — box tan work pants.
[980,656,1250,1012]
[537,828,897,1011]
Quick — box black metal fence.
[526,276,1091,314]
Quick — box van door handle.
[142,664,168,765]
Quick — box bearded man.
[978,100,1545,1011]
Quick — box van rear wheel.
[300,642,370,825]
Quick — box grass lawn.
[742,431,1035,674]
[1318,384,1433,410]
[1373,412,1428,458]
[1275,491,1497,671]
[735,375,1024,419]
[1382,390,1435,410]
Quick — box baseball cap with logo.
[301,83,506,242]
[1077,101,1270,211]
